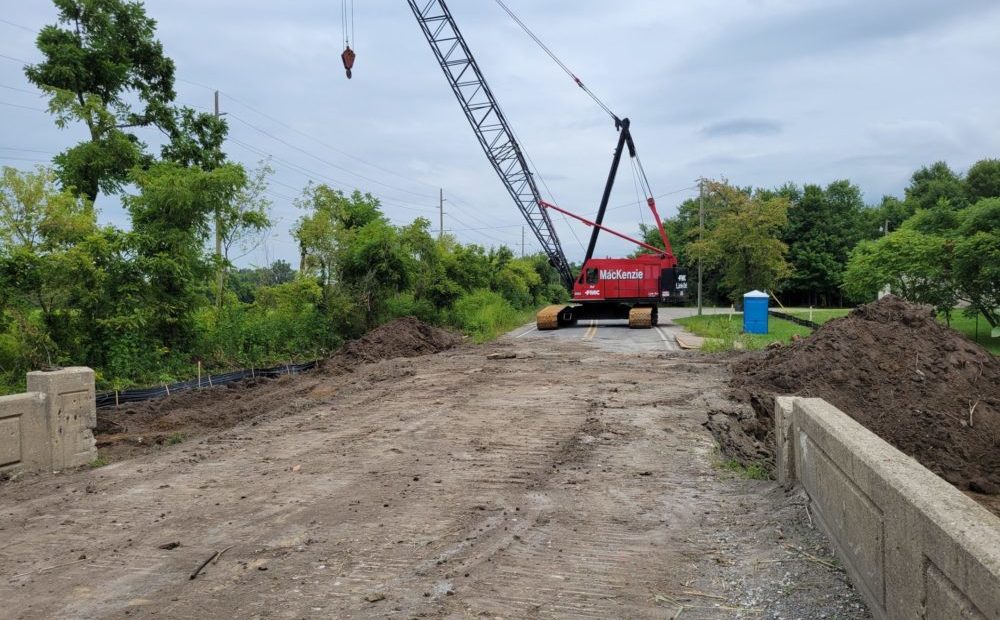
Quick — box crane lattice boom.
[405,0,574,288]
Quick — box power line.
[0,99,45,112]
[0,18,35,33]
[227,137,437,214]
[0,146,55,155]
[227,112,438,201]
[215,88,444,194]
[0,83,40,95]
[0,156,48,163]
[443,193,523,231]
[263,189,296,202]
[0,52,31,64]
[447,212,518,246]
[180,84,558,243]
[607,185,698,211]
[451,223,523,232]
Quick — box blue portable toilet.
[743,290,769,334]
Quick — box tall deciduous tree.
[213,161,272,308]
[686,181,791,305]
[0,167,97,366]
[782,180,865,306]
[125,162,244,347]
[904,161,966,213]
[953,198,1000,327]
[25,0,176,200]
[965,159,1000,204]
[842,229,957,314]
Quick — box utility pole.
[521,226,525,258]
[439,188,445,241]
[214,90,225,311]
[697,177,705,316]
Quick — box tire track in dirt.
[0,341,868,619]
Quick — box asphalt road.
[508,306,733,354]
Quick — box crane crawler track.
[628,307,653,329]
[536,305,568,330]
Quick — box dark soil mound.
[718,296,1000,495]
[322,317,462,373]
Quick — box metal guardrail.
[95,360,319,409]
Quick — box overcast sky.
[2,0,999,266]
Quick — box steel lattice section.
[406,0,574,288]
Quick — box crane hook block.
[341,46,356,79]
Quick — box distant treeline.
[640,160,999,325]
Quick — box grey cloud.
[701,118,782,138]
[681,0,998,72]
[3,0,1000,265]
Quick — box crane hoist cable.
[492,0,619,123]
[492,0,661,215]
[341,0,356,78]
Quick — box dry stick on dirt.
[212,546,234,565]
[969,399,980,428]
[11,559,88,579]
[679,589,727,601]
[190,550,222,580]
[786,545,838,570]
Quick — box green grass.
[89,455,109,468]
[675,313,811,351]
[451,290,541,344]
[719,458,773,480]
[939,311,999,354]
[779,307,852,325]
[679,306,998,355]
[166,433,185,446]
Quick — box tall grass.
[450,289,535,343]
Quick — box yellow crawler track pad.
[628,307,653,329]
[536,305,566,330]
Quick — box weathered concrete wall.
[776,396,1000,620]
[0,368,96,474]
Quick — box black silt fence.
[95,360,319,409]
[768,310,821,330]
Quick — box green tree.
[215,161,272,308]
[337,219,413,324]
[125,162,244,347]
[686,181,791,305]
[842,229,957,313]
[25,0,177,200]
[904,161,966,213]
[779,181,866,305]
[294,185,382,289]
[965,158,1000,204]
[0,167,96,351]
[953,198,1000,327]
[161,107,228,170]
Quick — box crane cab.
[572,255,687,304]
[536,255,687,330]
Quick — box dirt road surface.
[0,323,868,619]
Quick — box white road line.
[514,325,536,339]
[654,326,677,351]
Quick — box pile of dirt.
[96,317,462,461]
[321,317,463,373]
[713,296,1000,496]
